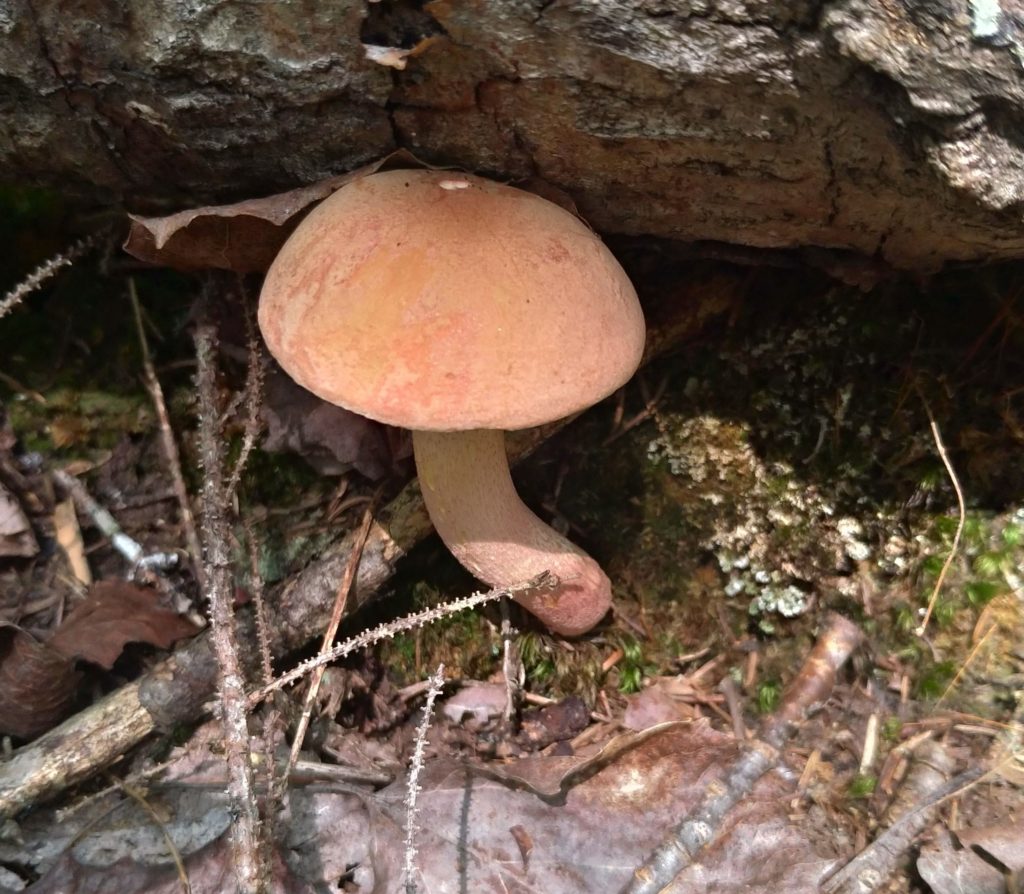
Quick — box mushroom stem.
[413,429,612,636]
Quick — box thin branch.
[917,411,966,635]
[194,309,263,894]
[114,776,192,894]
[245,528,283,894]
[286,493,379,773]
[821,759,987,893]
[129,278,204,584]
[246,526,274,689]
[52,468,178,573]
[623,613,863,894]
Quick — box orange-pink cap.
[258,170,644,431]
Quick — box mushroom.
[258,170,644,635]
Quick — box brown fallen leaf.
[623,678,700,730]
[123,152,581,275]
[375,721,835,892]
[14,721,834,893]
[49,581,200,669]
[123,150,424,273]
[0,626,80,739]
[0,583,198,739]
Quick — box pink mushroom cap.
[257,169,645,432]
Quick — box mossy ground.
[378,266,1024,725]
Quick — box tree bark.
[3,0,1024,270]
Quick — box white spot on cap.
[439,179,472,190]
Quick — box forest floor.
[0,187,1021,893]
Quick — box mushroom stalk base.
[413,429,612,636]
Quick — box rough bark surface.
[3,0,1024,270]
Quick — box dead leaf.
[27,836,316,894]
[13,721,834,892]
[0,481,38,558]
[48,581,199,669]
[918,831,1007,894]
[261,368,394,479]
[623,678,699,730]
[441,682,507,725]
[372,721,835,892]
[957,821,1024,875]
[0,625,80,739]
[122,150,424,272]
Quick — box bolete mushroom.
[258,170,644,635]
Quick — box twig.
[860,713,879,774]
[500,598,521,723]
[718,675,747,741]
[916,411,966,635]
[622,613,863,894]
[129,279,203,584]
[194,312,262,894]
[938,622,996,705]
[113,776,192,894]
[246,529,274,690]
[402,664,446,894]
[52,468,178,573]
[0,234,97,321]
[822,759,986,893]
[250,573,557,708]
[287,494,379,773]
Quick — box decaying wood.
[5,2,1024,270]
[0,263,748,822]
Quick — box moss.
[915,660,958,700]
[848,775,877,799]
[756,680,783,713]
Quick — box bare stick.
[129,278,204,584]
[245,528,282,894]
[286,495,378,772]
[194,313,262,894]
[821,756,986,893]
[916,411,965,635]
[52,468,178,573]
[623,613,863,894]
